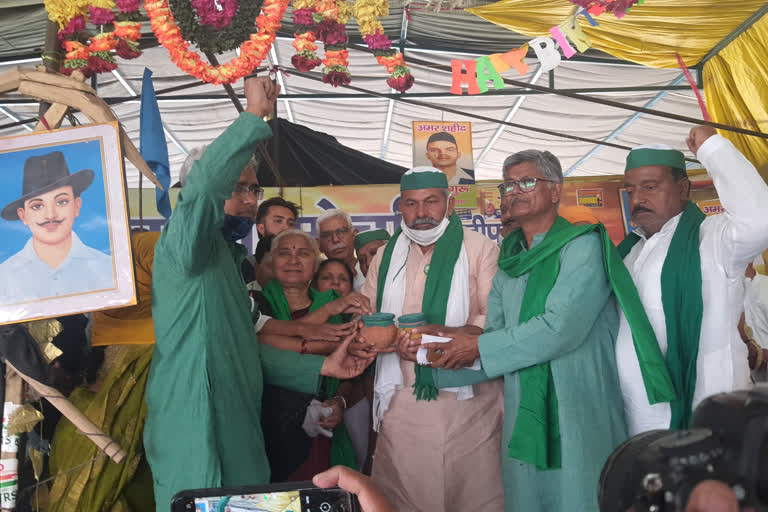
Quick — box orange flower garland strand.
[144,0,289,84]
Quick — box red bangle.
[300,340,309,354]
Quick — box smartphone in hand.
[171,481,360,512]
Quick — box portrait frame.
[412,121,475,185]
[0,122,136,325]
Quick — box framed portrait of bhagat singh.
[0,122,136,325]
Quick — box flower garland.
[44,0,143,77]
[145,0,289,84]
[566,0,641,15]
[353,0,413,92]
[291,1,322,72]
[166,0,263,54]
[190,0,239,29]
[289,0,414,92]
[314,0,352,87]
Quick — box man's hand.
[686,125,717,156]
[313,466,394,512]
[324,293,373,317]
[244,76,280,118]
[299,322,356,342]
[396,329,417,362]
[322,333,375,379]
[318,398,344,430]
[421,331,481,370]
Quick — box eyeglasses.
[498,178,554,196]
[233,183,264,199]
[318,226,351,241]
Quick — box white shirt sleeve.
[697,135,768,277]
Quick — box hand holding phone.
[172,481,360,512]
[313,467,394,512]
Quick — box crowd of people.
[38,76,768,512]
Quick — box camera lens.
[598,430,672,512]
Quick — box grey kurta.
[435,230,628,512]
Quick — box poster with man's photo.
[0,122,136,325]
[412,121,475,186]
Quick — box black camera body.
[599,386,768,512]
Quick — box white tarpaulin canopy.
[0,0,706,187]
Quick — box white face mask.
[400,217,450,246]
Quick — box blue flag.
[140,68,172,218]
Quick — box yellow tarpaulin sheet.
[467,0,767,68]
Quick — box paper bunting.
[450,4,632,95]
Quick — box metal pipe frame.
[474,64,544,168]
[110,69,189,156]
[564,73,687,176]
[0,106,33,132]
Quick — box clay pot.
[361,324,398,349]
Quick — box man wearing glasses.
[316,209,365,291]
[145,77,372,512]
[422,150,675,512]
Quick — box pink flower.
[191,0,240,29]
[387,73,414,93]
[115,38,142,59]
[364,32,391,50]
[87,55,118,74]
[291,54,322,71]
[116,0,141,12]
[316,19,347,46]
[323,70,351,87]
[88,6,115,25]
[292,8,315,26]
[58,15,86,41]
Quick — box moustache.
[502,219,517,227]
[328,242,346,252]
[37,219,64,227]
[406,217,440,229]
[631,206,654,216]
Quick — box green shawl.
[617,201,705,429]
[260,279,358,470]
[501,216,676,470]
[376,213,464,400]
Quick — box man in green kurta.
[144,78,371,511]
[422,150,675,512]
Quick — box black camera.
[598,386,768,512]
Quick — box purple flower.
[317,19,347,46]
[88,6,115,25]
[58,15,86,41]
[191,0,240,29]
[364,31,391,50]
[292,8,315,26]
[116,0,141,12]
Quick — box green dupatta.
[376,213,464,400]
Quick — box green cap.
[400,166,449,191]
[625,144,686,174]
[354,229,391,252]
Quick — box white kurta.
[616,134,768,435]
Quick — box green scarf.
[617,201,705,429]
[376,213,464,400]
[260,279,358,470]
[501,216,676,470]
